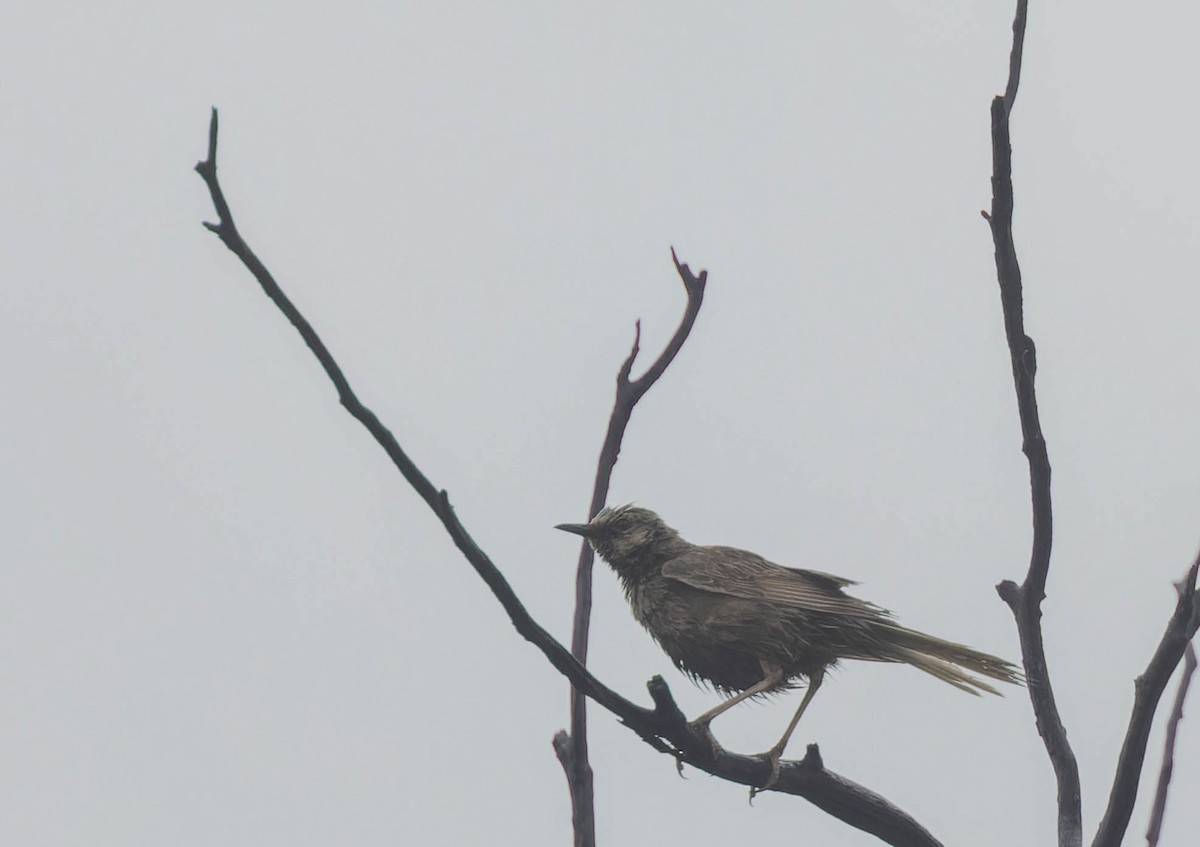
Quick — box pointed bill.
[555,522,594,537]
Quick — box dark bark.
[557,248,705,847]
[1092,564,1200,847]
[983,3,1083,846]
[1145,642,1197,847]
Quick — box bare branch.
[1004,0,1029,111]
[196,109,937,847]
[560,248,707,847]
[1093,561,1200,847]
[1145,640,1197,847]
[984,4,1082,845]
[1146,641,1197,847]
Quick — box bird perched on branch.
[556,505,1021,790]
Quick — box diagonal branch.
[1145,641,1197,847]
[196,108,939,847]
[557,248,706,847]
[1092,561,1200,847]
[983,4,1083,847]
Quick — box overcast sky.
[5,2,1200,846]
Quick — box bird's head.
[556,505,685,576]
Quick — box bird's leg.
[688,662,785,755]
[750,669,825,799]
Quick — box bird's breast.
[627,576,794,693]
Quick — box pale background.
[4,3,1199,845]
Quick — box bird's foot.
[747,749,784,803]
[687,718,724,758]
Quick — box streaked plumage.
[556,505,1021,787]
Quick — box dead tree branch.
[1145,641,1198,847]
[556,252,706,847]
[986,4,1200,845]
[984,3,1083,847]
[195,108,940,847]
[1093,562,1200,847]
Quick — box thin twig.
[1145,641,1197,847]
[984,3,1083,846]
[196,108,939,847]
[558,250,706,847]
[1092,561,1200,847]
[1004,0,1029,111]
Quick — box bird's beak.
[555,522,595,538]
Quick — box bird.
[555,504,1021,790]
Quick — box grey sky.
[4,2,1199,845]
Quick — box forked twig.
[556,252,705,847]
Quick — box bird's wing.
[661,546,891,620]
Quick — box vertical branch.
[554,249,706,847]
[984,3,1083,847]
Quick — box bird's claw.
[748,751,784,803]
[673,750,686,779]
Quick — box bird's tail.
[879,625,1023,695]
